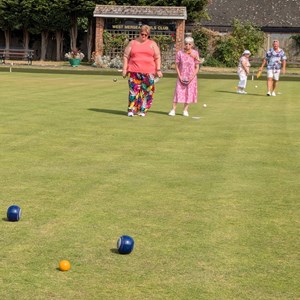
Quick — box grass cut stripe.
[0,72,299,300]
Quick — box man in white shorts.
[258,40,287,96]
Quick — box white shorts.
[238,74,247,89]
[267,69,280,81]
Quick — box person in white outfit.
[237,50,251,94]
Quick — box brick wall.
[176,20,185,52]
[95,17,105,56]
[94,17,187,68]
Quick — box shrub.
[290,34,300,53]
[203,56,225,67]
[291,35,300,45]
[192,27,209,57]
[103,31,128,53]
[152,34,175,52]
[208,18,264,67]
[213,35,239,67]
[231,18,264,56]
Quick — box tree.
[29,0,71,60]
[18,0,36,50]
[0,0,211,60]
[49,0,70,61]
[0,0,35,50]
[77,16,94,61]
[75,1,98,61]
[231,18,264,56]
[29,0,54,60]
[212,19,264,67]
[66,0,95,51]
[0,0,21,49]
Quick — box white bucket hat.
[243,50,251,55]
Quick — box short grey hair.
[184,37,194,45]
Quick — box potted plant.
[65,49,85,67]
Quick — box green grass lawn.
[0,72,299,299]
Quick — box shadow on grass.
[216,90,262,96]
[88,108,167,116]
[2,218,8,221]
[149,110,168,115]
[88,108,125,116]
[110,248,119,254]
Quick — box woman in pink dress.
[169,37,200,117]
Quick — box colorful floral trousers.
[127,72,155,114]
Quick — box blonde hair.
[140,25,151,36]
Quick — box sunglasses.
[140,33,148,37]
[185,43,192,45]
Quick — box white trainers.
[168,109,176,116]
[139,112,146,117]
[271,91,276,96]
[237,90,247,94]
[267,92,271,96]
[183,110,189,117]
[128,112,134,117]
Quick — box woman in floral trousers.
[122,25,163,117]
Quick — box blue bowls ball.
[117,235,134,254]
[7,205,22,222]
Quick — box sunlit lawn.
[0,71,299,299]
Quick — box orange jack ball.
[59,260,71,271]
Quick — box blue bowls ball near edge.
[117,235,134,254]
[7,205,22,222]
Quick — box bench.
[0,48,35,65]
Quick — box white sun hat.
[243,50,251,55]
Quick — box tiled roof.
[202,0,300,28]
[93,5,187,20]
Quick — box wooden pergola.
[93,5,187,56]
